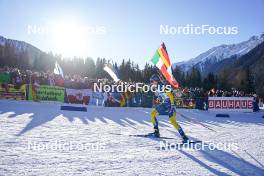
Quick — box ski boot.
[178,127,189,143]
[153,128,160,138]
[182,135,189,143]
[148,127,160,138]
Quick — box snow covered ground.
[0,100,264,176]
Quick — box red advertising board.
[66,89,92,105]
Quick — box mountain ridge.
[173,33,264,75]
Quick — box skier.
[149,74,189,143]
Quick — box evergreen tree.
[203,72,217,91]
[218,68,230,91]
[243,67,255,94]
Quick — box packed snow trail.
[0,100,264,176]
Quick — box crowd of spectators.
[207,88,256,97]
[0,66,95,89]
[0,66,257,98]
[182,87,256,98]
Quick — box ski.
[128,134,175,140]
[110,132,202,144]
[110,132,175,140]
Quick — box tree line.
[173,66,256,94]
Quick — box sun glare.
[50,20,90,58]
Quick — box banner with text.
[0,84,26,100]
[29,85,65,102]
[208,97,254,112]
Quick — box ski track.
[0,100,264,176]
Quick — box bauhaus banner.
[208,97,254,112]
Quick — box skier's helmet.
[150,74,160,84]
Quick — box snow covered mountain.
[0,35,43,66]
[0,35,40,53]
[174,33,264,74]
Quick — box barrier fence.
[0,84,257,111]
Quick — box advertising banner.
[0,84,26,100]
[90,91,105,106]
[175,98,196,109]
[66,88,92,105]
[208,97,254,112]
[29,85,65,102]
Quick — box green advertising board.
[28,85,65,102]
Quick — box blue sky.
[0,0,263,67]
